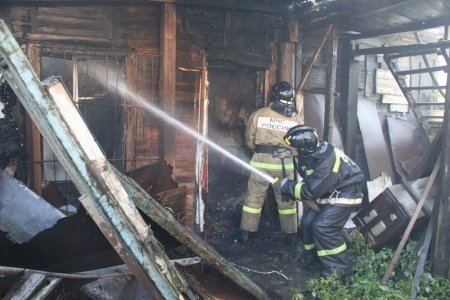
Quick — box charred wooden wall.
[0,4,290,228]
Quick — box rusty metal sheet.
[357,98,394,180]
[304,92,343,149]
[386,117,422,176]
[0,169,65,243]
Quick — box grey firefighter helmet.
[270,81,297,117]
[283,125,320,157]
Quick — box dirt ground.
[204,169,322,300]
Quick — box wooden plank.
[26,42,42,195]
[160,3,176,167]
[288,17,299,43]
[26,33,126,45]
[339,39,359,159]
[279,42,295,83]
[124,53,137,171]
[357,98,395,180]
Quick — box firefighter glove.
[272,177,289,195]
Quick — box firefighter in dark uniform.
[240,81,303,244]
[273,125,365,277]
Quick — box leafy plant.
[300,232,450,300]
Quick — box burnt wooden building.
[1,0,450,297]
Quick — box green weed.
[300,232,450,300]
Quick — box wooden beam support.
[323,27,338,143]
[160,3,177,168]
[339,39,359,159]
[432,64,450,280]
[26,43,42,195]
[124,53,138,171]
[279,42,295,84]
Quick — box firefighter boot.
[285,233,297,246]
[238,230,250,244]
[298,250,320,269]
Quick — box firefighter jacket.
[245,104,303,151]
[281,142,365,205]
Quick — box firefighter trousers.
[301,204,353,271]
[240,155,297,233]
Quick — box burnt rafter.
[296,0,450,38]
[0,0,292,14]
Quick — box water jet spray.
[87,64,276,184]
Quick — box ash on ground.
[205,170,321,299]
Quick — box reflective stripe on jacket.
[283,143,365,203]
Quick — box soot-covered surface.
[205,170,321,299]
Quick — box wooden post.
[323,27,338,143]
[124,53,138,171]
[160,3,177,168]
[26,43,42,194]
[279,16,298,84]
[340,39,359,158]
[295,22,303,90]
[279,43,295,83]
[432,64,450,279]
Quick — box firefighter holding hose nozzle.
[272,125,365,278]
[239,81,303,246]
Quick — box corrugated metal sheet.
[0,169,65,243]
[357,98,394,180]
